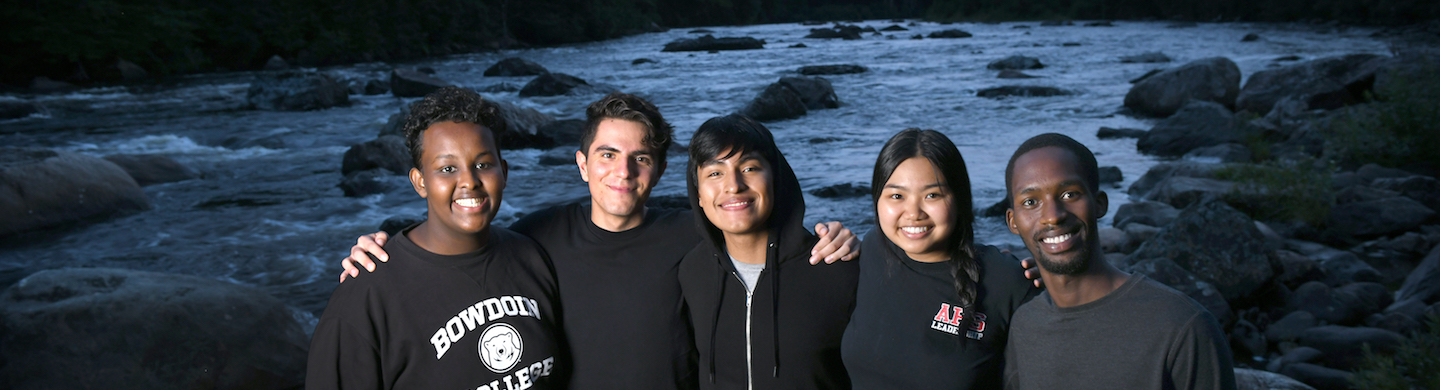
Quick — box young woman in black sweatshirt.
[840,129,1040,389]
[678,114,859,390]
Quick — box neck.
[723,230,770,265]
[1039,260,1130,308]
[590,203,646,232]
[408,221,489,256]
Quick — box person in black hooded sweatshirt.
[679,114,859,390]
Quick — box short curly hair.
[403,86,508,169]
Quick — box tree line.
[2,0,1432,87]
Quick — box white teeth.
[1042,234,1072,244]
[901,226,928,234]
[722,201,749,208]
[455,198,479,207]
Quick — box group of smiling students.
[306,87,1236,390]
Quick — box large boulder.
[246,71,349,111]
[662,35,764,51]
[491,99,559,149]
[1371,175,1440,206]
[483,57,548,77]
[1127,162,1223,198]
[740,83,808,122]
[1113,200,1180,229]
[1235,368,1315,390]
[798,64,867,75]
[390,68,453,98]
[987,55,1044,70]
[1235,54,1389,116]
[740,77,839,122]
[1129,258,1234,327]
[1140,176,1235,210]
[1124,57,1241,117]
[1137,100,1252,156]
[0,148,150,236]
[0,268,307,389]
[518,72,589,97]
[1280,363,1351,390]
[1290,281,1367,324]
[1126,198,1276,302]
[976,86,1068,98]
[1392,244,1440,308]
[102,154,200,186]
[1296,325,1404,370]
[341,136,410,176]
[1310,249,1383,287]
[1323,196,1434,239]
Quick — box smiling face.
[1006,146,1107,275]
[696,148,773,238]
[577,118,663,231]
[409,121,507,242]
[877,157,955,263]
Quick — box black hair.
[582,92,674,166]
[1003,133,1099,205]
[685,114,789,246]
[872,128,980,307]
[402,86,507,169]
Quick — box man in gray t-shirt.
[1000,133,1235,390]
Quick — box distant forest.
[3,0,1436,86]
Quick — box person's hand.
[339,231,390,283]
[810,221,860,265]
[1000,247,1044,288]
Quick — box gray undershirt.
[729,255,765,293]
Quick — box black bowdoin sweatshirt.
[678,145,859,390]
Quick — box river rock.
[810,183,870,199]
[1311,250,1382,286]
[1235,54,1389,116]
[1084,21,1115,27]
[1099,226,1131,253]
[1330,163,1412,188]
[1393,244,1440,307]
[976,85,1068,98]
[1232,319,1267,357]
[1126,198,1275,302]
[1141,176,1235,209]
[102,154,200,186]
[632,58,657,65]
[798,64,867,75]
[1123,223,1161,243]
[1098,166,1122,185]
[341,135,410,176]
[30,76,76,93]
[489,99,559,149]
[928,29,973,38]
[997,70,1039,79]
[740,83,807,121]
[1040,20,1073,26]
[881,25,908,31]
[519,72,589,97]
[1127,162,1222,198]
[1372,175,1440,206]
[390,68,453,98]
[1267,310,1317,341]
[246,71,349,111]
[1235,368,1314,390]
[1296,325,1404,370]
[1137,100,1251,156]
[1290,281,1365,324]
[363,79,389,95]
[1129,257,1234,326]
[538,119,586,148]
[0,148,150,237]
[1365,311,1421,335]
[1120,52,1172,63]
[1332,185,1399,205]
[1273,250,1322,287]
[263,55,289,70]
[479,83,521,93]
[1114,200,1180,229]
[1280,363,1351,390]
[805,25,863,40]
[483,57,548,77]
[0,267,307,389]
[1182,143,1252,163]
[538,148,578,166]
[1097,127,1146,139]
[1324,196,1434,239]
[116,58,148,81]
[987,55,1044,70]
[1125,57,1242,117]
[0,101,41,120]
[338,168,400,197]
[662,35,765,51]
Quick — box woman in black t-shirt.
[840,129,1040,389]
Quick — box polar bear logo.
[478,323,523,373]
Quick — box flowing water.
[0,20,1390,329]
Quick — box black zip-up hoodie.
[677,119,859,390]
